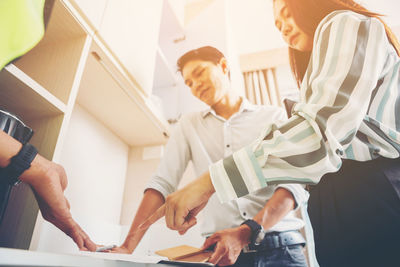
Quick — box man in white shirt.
[112,46,308,266]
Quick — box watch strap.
[0,143,38,186]
[241,219,261,245]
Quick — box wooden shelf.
[76,38,170,147]
[13,0,88,105]
[0,65,66,121]
[0,64,65,159]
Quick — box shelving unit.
[0,0,170,252]
[76,37,169,146]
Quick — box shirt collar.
[201,97,256,118]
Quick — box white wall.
[36,105,129,253]
[361,0,400,27]
[229,0,286,54]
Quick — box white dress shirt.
[146,99,309,237]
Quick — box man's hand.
[20,154,96,251]
[139,172,215,233]
[202,225,251,266]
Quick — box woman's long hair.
[284,0,400,88]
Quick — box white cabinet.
[0,0,169,252]
[98,0,164,95]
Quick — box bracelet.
[0,143,38,186]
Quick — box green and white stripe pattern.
[210,11,400,203]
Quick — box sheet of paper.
[76,251,167,264]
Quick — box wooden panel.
[0,65,65,121]
[76,40,169,147]
[14,0,87,104]
[240,47,289,72]
[28,115,64,160]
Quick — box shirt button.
[243,212,247,216]
[335,149,344,156]
[226,144,230,148]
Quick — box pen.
[96,244,116,252]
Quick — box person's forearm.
[253,188,295,230]
[122,189,165,252]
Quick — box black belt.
[243,230,305,253]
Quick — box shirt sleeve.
[210,11,389,203]
[276,184,309,211]
[146,118,192,198]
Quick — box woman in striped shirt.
[142,0,400,265]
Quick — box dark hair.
[282,0,400,88]
[177,46,226,74]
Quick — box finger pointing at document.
[139,172,215,233]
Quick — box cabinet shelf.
[76,38,170,147]
[0,65,66,120]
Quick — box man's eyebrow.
[192,65,202,75]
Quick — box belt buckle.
[242,244,257,253]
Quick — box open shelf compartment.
[76,37,170,147]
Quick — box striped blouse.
[210,10,400,203]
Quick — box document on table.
[77,251,167,263]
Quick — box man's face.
[181,59,228,106]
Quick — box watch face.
[254,229,265,245]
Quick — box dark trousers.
[308,157,400,267]
[230,244,307,267]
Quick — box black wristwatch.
[241,219,265,246]
[0,143,38,186]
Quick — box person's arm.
[113,118,193,253]
[0,131,96,251]
[209,12,390,203]
[202,188,297,266]
[140,12,389,233]
[111,189,164,253]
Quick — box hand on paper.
[202,225,251,266]
[20,153,96,252]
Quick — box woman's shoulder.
[315,10,383,41]
[319,10,373,28]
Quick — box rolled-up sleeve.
[146,120,191,198]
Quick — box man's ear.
[219,58,229,74]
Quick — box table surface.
[0,247,175,267]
